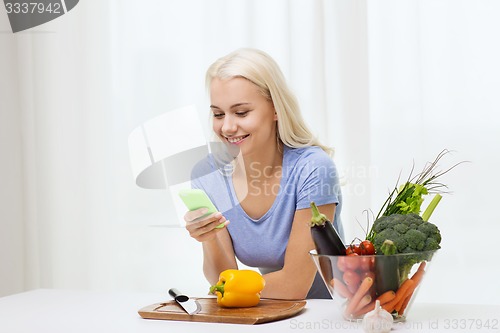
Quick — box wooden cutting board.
[138,297,307,324]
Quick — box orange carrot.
[353,300,375,317]
[377,290,396,305]
[332,278,353,299]
[382,279,415,313]
[411,261,426,284]
[354,294,372,313]
[394,288,411,313]
[344,276,374,317]
[398,293,413,315]
[353,290,396,316]
[398,261,427,314]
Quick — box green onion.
[421,194,442,222]
[375,149,463,220]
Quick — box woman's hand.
[184,208,229,242]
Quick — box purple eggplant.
[310,202,346,255]
[309,202,346,286]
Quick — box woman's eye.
[235,111,250,117]
[213,113,224,119]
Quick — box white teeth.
[227,136,246,143]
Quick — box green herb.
[374,149,463,220]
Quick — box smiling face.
[210,77,278,157]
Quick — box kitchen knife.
[168,288,201,315]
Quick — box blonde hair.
[205,48,333,155]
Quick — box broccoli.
[367,213,441,281]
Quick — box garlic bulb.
[362,300,393,333]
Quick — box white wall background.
[1,0,499,305]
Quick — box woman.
[184,48,343,299]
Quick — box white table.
[0,289,499,333]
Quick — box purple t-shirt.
[191,145,343,298]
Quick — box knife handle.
[168,288,188,302]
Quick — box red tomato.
[346,244,361,255]
[360,240,376,255]
[360,270,375,281]
[343,270,361,294]
[337,256,347,272]
[358,256,375,272]
[344,253,361,271]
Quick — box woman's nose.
[221,115,237,134]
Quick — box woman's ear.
[273,109,278,121]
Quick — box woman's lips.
[226,134,249,144]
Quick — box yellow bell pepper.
[209,269,266,308]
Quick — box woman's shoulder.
[191,154,216,179]
[191,152,235,184]
[284,145,334,167]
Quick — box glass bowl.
[309,249,438,322]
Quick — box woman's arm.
[201,227,238,284]
[259,203,336,300]
[185,210,238,284]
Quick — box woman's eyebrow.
[210,103,252,110]
[230,103,251,109]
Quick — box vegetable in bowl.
[368,213,441,282]
[365,149,464,285]
[309,149,465,322]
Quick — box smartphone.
[178,189,226,228]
